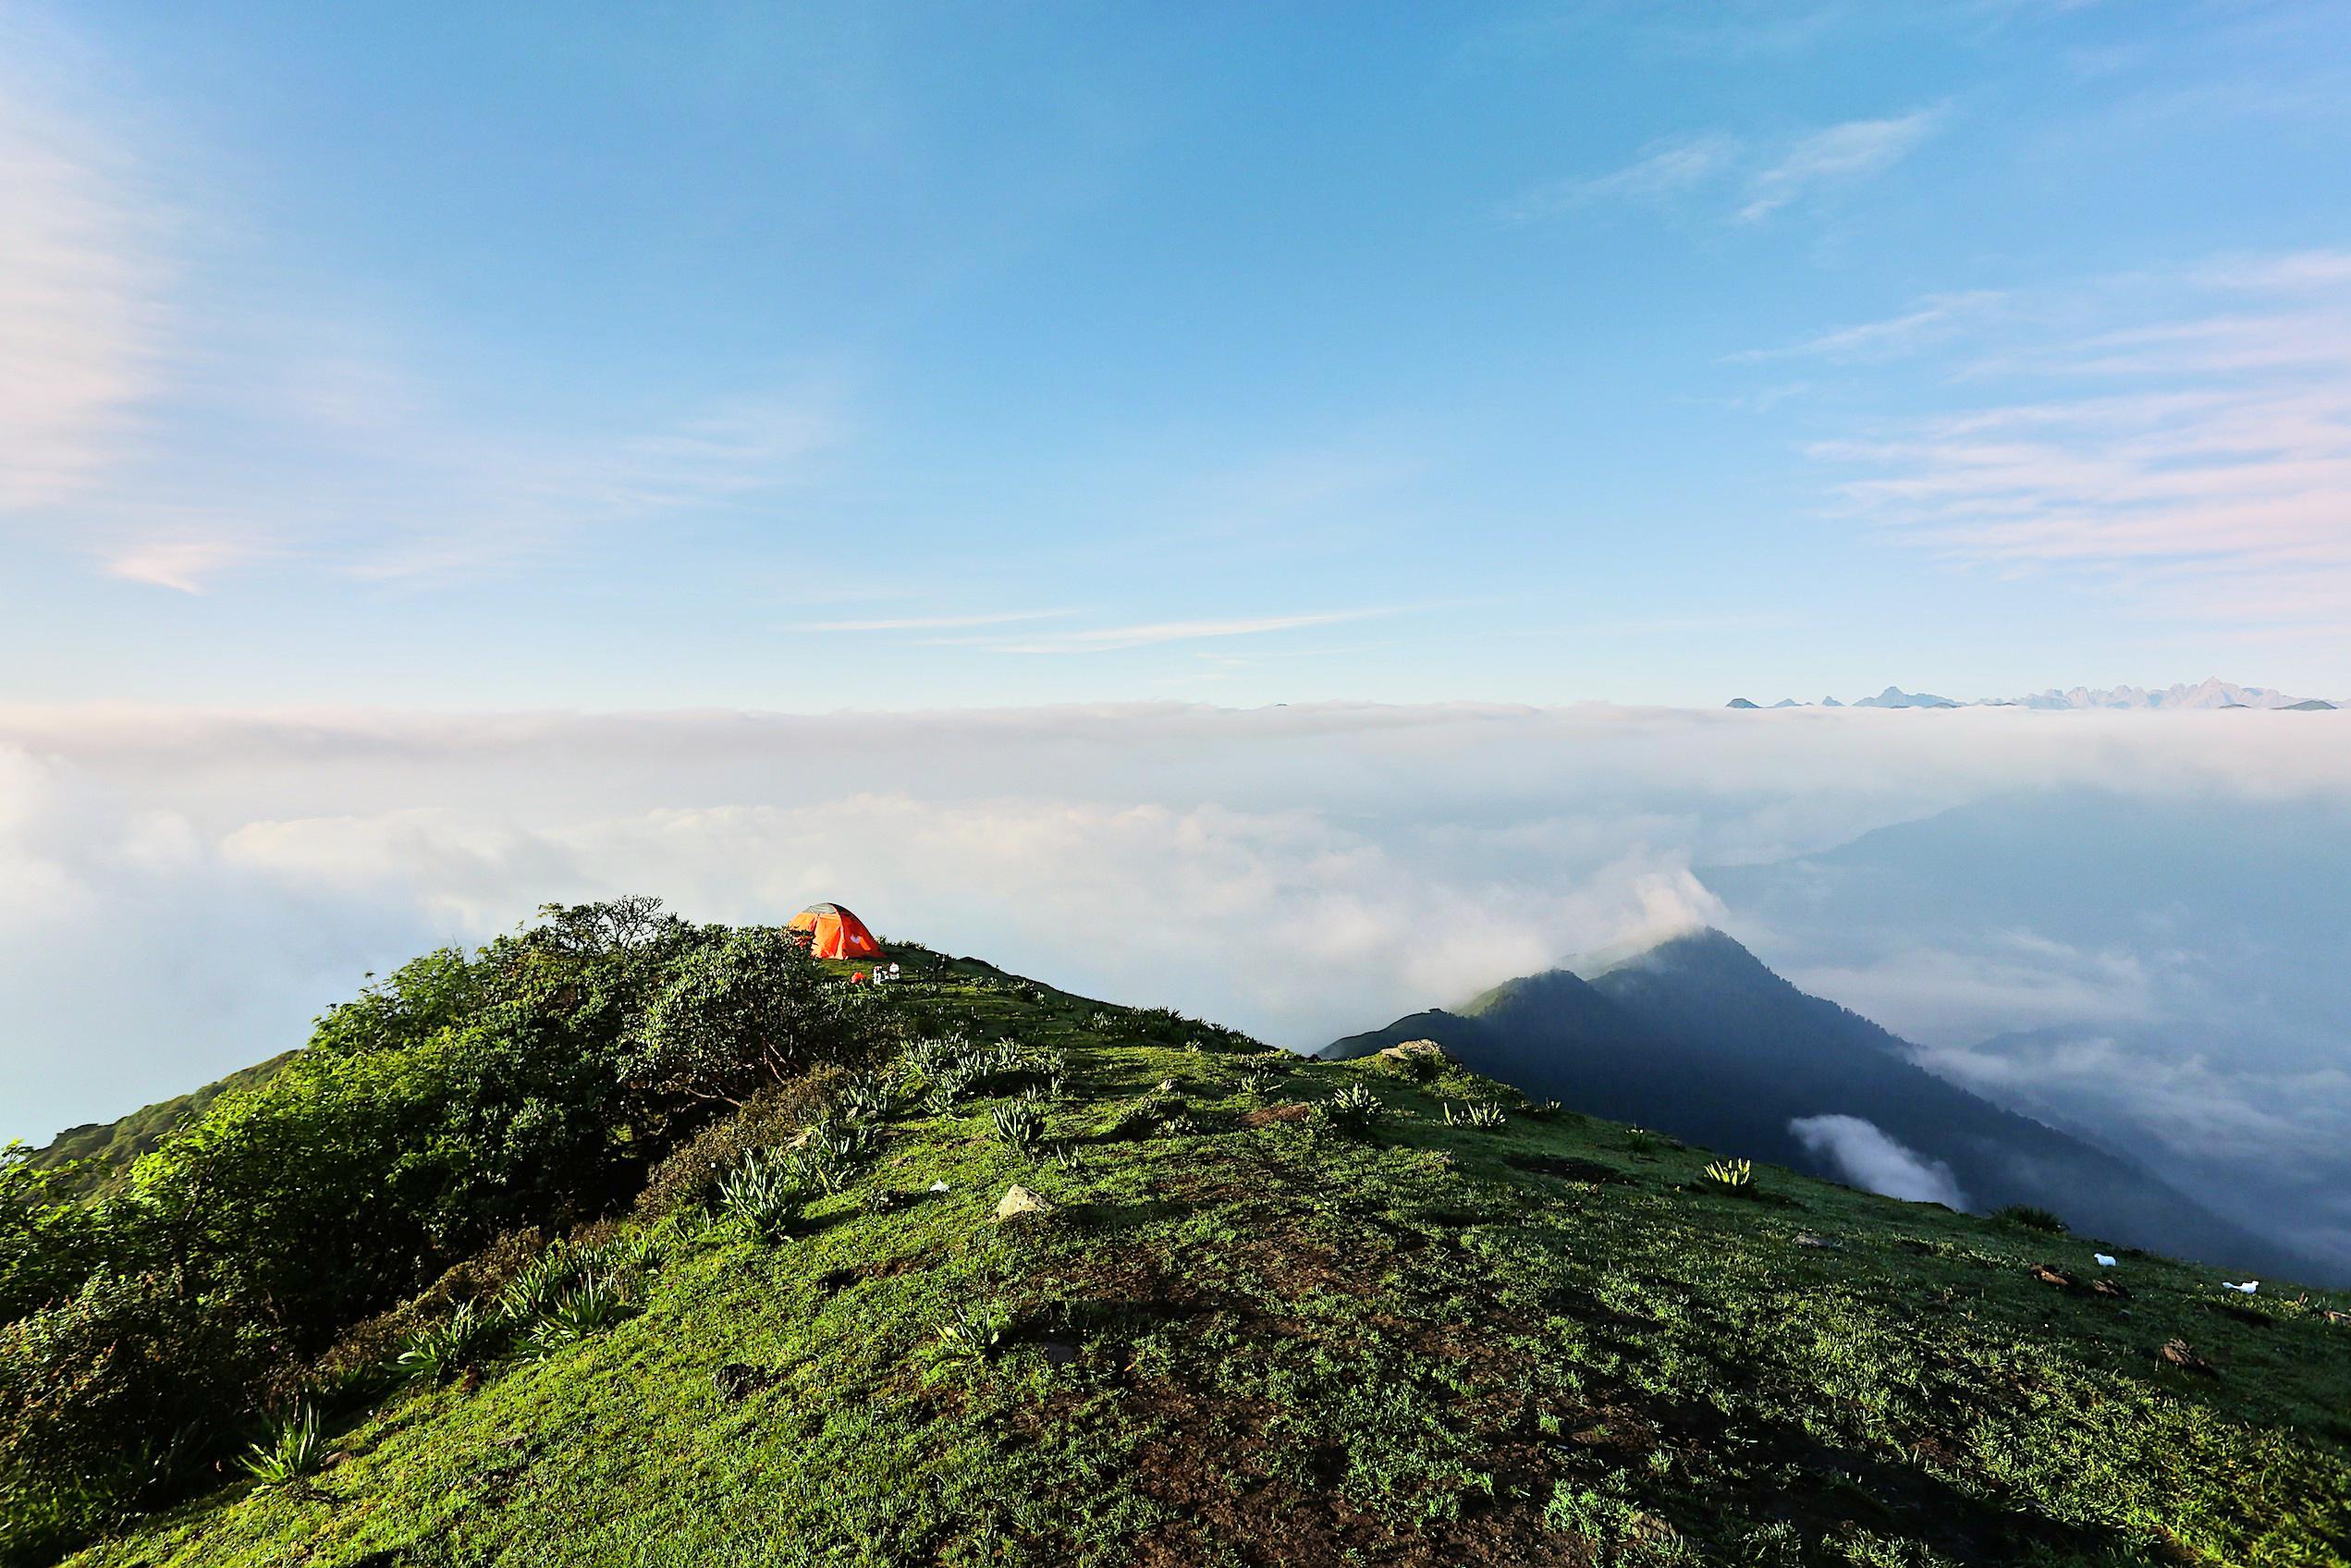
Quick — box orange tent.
[787,901,882,961]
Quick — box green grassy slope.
[64,959,2351,1568]
[23,1055,295,1199]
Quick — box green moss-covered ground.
[67,955,2351,1567]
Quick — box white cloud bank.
[1789,1114,1969,1208]
[3,702,2346,1162]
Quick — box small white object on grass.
[929,1180,949,1193]
[2094,1254,2116,1268]
[2222,1280,2259,1294]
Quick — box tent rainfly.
[787,902,881,960]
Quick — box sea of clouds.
[6,701,2346,1267]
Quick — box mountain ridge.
[10,905,2351,1566]
[1327,926,2329,1281]
[1732,678,2339,711]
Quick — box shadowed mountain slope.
[1328,929,2324,1281]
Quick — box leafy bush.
[1,1143,135,1326]
[0,1269,274,1556]
[1446,1101,1508,1131]
[631,927,882,1111]
[1994,1204,2068,1235]
[1391,1047,1447,1084]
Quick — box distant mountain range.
[1727,678,2339,711]
[1325,927,2330,1281]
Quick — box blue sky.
[6,0,2350,708]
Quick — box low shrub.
[632,1076,839,1220]
[1700,1158,1755,1194]
[396,1301,492,1384]
[925,1300,1012,1383]
[523,1277,633,1359]
[836,1074,900,1123]
[717,1151,803,1242]
[1315,1083,1385,1135]
[990,1103,1046,1151]
[0,1269,276,1557]
[1994,1205,2068,1235]
[239,1405,328,1489]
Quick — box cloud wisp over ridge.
[1782,253,2351,638]
[0,67,166,517]
[1789,1114,1970,1207]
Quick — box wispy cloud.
[1790,253,2351,632]
[1733,290,2006,362]
[1735,109,1943,221]
[0,29,845,596]
[0,70,165,512]
[1789,1114,1969,1207]
[104,537,254,594]
[1503,132,1741,222]
[975,609,1400,655]
[795,611,1071,632]
[1511,109,1942,227]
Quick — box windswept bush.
[0,899,893,1559]
[1,1144,136,1325]
[631,928,884,1112]
[0,1270,273,1558]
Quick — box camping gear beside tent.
[788,902,882,960]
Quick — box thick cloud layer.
[6,702,2346,1268]
[1788,1114,1969,1209]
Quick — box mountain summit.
[1328,927,2323,1280]
[1734,679,2338,710]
